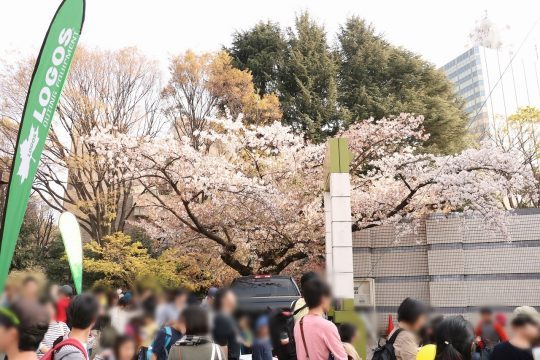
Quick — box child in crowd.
[252,316,273,360]
[339,323,362,360]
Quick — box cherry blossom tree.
[342,114,537,237]
[86,113,536,274]
[86,116,324,275]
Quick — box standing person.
[475,307,508,359]
[293,278,347,360]
[237,314,253,355]
[212,288,241,360]
[38,298,70,357]
[52,294,100,360]
[292,272,319,323]
[491,307,540,360]
[155,290,187,329]
[252,316,273,360]
[109,293,141,335]
[339,323,362,360]
[387,297,429,360]
[416,316,474,360]
[150,313,185,360]
[0,300,50,360]
[417,315,444,360]
[92,315,118,360]
[168,306,225,360]
[55,286,73,324]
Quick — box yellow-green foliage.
[84,232,217,292]
[509,106,540,123]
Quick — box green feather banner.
[0,0,85,292]
[58,212,83,294]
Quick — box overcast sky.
[1,0,539,69]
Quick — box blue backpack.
[146,326,173,360]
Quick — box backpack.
[41,338,89,360]
[146,326,173,360]
[269,299,308,360]
[372,328,403,360]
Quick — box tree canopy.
[228,21,287,96]
[226,14,470,153]
[337,17,469,154]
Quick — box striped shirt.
[38,321,70,357]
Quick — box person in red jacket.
[55,285,73,323]
[475,307,508,359]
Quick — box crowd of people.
[379,298,540,360]
[0,273,539,360]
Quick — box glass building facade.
[442,47,489,134]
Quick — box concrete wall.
[353,210,540,334]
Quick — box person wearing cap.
[252,316,272,360]
[491,307,540,360]
[0,300,50,360]
[55,285,73,324]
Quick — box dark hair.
[300,272,319,289]
[479,307,493,315]
[338,323,357,343]
[213,288,232,311]
[67,294,100,330]
[113,335,136,360]
[166,288,187,303]
[512,315,538,328]
[183,306,209,335]
[10,300,50,351]
[421,315,445,345]
[397,297,428,324]
[435,316,474,360]
[303,278,331,309]
[39,296,55,307]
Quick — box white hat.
[513,306,540,325]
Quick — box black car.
[231,275,301,313]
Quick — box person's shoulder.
[302,315,336,331]
[492,341,511,356]
[394,328,416,343]
[54,344,85,360]
[156,327,170,337]
[493,341,510,350]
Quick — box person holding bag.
[168,306,225,360]
[294,279,348,360]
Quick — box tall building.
[442,44,540,137]
[442,47,489,134]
